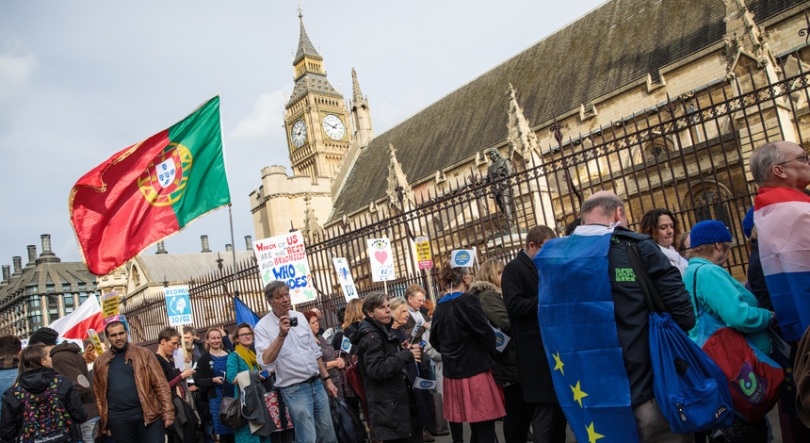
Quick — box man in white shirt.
[254,281,338,443]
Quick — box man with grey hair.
[254,280,338,443]
[750,140,810,343]
[535,191,694,443]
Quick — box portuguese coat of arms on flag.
[69,96,230,275]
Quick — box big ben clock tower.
[285,12,351,179]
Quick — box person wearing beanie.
[683,220,774,354]
[28,327,58,349]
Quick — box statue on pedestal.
[484,147,515,228]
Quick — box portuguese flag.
[69,96,230,275]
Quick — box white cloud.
[230,89,288,142]
[0,52,37,97]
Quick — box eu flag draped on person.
[754,186,810,342]
[536,225,639,443]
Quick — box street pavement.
[430,407,783,443]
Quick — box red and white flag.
[48,296,105,340]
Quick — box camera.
[289,317,298,327]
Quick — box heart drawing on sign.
[375,251,388,264]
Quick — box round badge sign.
[453,251,473,267]
[494,331,505,347]
[419,380,433,389]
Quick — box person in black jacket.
[502,225,565,443]
[350,292,423,443]
[430,262,504,443]
[0,343,87,443]
[195,327,235,443]
[155,327,198,443]
[579,191,695,442]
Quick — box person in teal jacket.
[683,220,774,353]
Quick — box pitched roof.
[330,0,803,220]
[136,250,254,284]
[0,261,98,308]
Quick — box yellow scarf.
[235,344,258,370]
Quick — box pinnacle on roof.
[352,68,364,103]
[293,12,322,65]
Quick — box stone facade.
[0,235,100,338]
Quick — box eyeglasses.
[776,153,810,166]
[238,332,253,338]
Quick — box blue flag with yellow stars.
[535,225,639,443]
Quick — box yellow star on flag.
[553,352,564,376]
[570,381,588,407]
[586,422,604,443]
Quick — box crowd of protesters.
[0,140,810,443]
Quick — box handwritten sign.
[332,257,358,301]
[415,236,432,269]
[165,285,194,327]
[101,291,120,323]
[367,238,396,282]
[254,232,315,305]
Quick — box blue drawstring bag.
[648,311,735,433]
[623,239,735,433]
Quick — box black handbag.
[219,396,245,429]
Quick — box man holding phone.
[254,280,339,443]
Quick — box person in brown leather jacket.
[92,321,174,443]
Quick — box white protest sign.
[332,257,359,301]
[165,285,193,327]
[340,336,352,354]
[254,231,315,305]
[492,325,511,353]
[450,248,477,268]
[413,377,437,390]
[367,238,396,282]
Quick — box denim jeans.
[279,379,338,443]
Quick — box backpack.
[691,265,784,423]
[625,239,735,433]
[13,377,73,443]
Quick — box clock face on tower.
[291,120,307,147]
[322,114,345,140]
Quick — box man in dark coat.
[502,225,566,443]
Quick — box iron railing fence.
[129,47,810,345]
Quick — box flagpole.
[228,203,238,297]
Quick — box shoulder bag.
[690,265,784,423]
[625,240,735,433]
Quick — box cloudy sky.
[0,0,605,273]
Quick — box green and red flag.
[69,96,230,275]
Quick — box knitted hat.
[742,207,754,239]
[690,220,733,248]
[28,327,59,346]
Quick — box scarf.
[234,344,258,370]
[658,244,688,276]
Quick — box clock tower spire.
[284,11,351,179]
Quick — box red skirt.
[443,370,505,423]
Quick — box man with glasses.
[92,321,174,443]
[750,141,810,344]
[254,281,339,443]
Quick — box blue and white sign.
[340,336,352,354]
[332,257,359,301]
[165,285,193,327]
[492,325,511,353]
[450,248,477,268]
[413,377,437,390]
